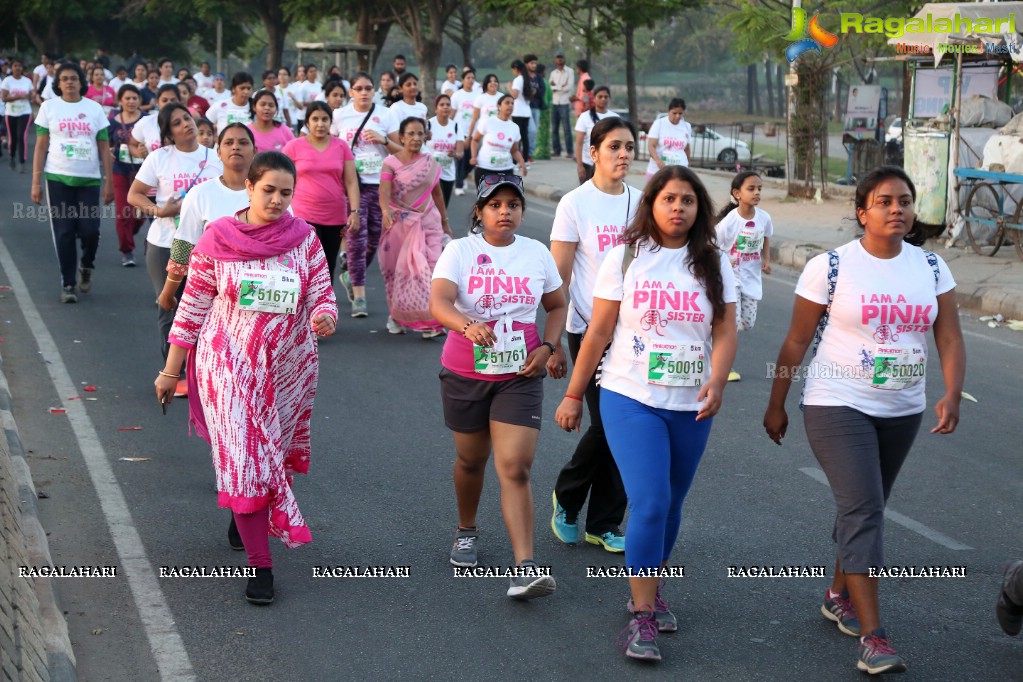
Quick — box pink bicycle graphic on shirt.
[872,324,899,344]
[640,310,668,336]
[474,294,503,316]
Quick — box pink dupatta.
[379,153,446,331]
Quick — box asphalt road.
[1,153,1021,681]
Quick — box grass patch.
[755,148,850,182]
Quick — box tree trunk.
[747,64,758,116]
[764,57,774,118]
[21,16,62,57]
[415,37,444,106]
[355,5,394,72]
[776,64,785,117]
[624,22,637,124]
[264,18,288,71]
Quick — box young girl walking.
[714,171,772,381]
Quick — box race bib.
[226,113,249,125]
[736,222,764,254]
[488,153,510,168]
[118,143,143,165]
[354,151,383,176]
[871,344,926,390]
[62,138,93,161]
[661,151,686,166]
[434,153,454,170]
[647,340,707,387]
[238,270,300,314]
[474,330,526,375]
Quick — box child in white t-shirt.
[714,171,772,381]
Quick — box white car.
[885,117,903,143]
[688,126,752,164]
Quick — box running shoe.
[454,187,465,197]
[339,251,348,273]
[586,529,626,553]
[340,270,355,303]
[727,370,741,382]
[421,329,445,339]
[121,253,136,267]
[857,628,906,674]
[507,560,556,600]
[227,517,244,551]
[550,491,578,544]
[60,286,78,304]
[997,560,1023,636]
[351,297,368,318]
[174,379,188,398]
[77,267,93,293]
[821,589,861,636]
[386,317,406,335]
[449,528,479,567]
[245,567,274,605]
[617,609,661,661]
[628,583,678,633]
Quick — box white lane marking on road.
[799,467,973,551]
[0,238,196,680]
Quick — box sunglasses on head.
[477,174,523,192]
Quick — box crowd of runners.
[2,47,989,674]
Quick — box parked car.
[885,117,903,143]
[689,125,752,164]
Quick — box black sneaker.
[227,517,244,551]
[245,567,274,605]
[78,267,93,293]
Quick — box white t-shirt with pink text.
[549,180,641,333]
[646,115,692,174]
[715,206,774,300]
[424,117,462,182]
[595,242,736,411]
[796,240,955,417]
[136,145,222,248]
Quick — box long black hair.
[158,102,194,146]
[715,170,761,222]
[249,89,281,127]
[854,165,928,246]
[622,166,726,321]
[510,60,533,100]
[248,150,296,184]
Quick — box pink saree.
[379,153,447,332]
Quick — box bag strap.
[621,241,638,279]
[351,103,375,151]
[924,250,940,285]
[801,250,839,408]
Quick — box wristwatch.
[540,341,557,355]
[350,208,361,214]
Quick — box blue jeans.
[551,104,572,155]
[528,108,541,158]
[600,388,713,571]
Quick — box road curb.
[769,239,1023,319]
[0,350,77,682]
[523,181,565,204]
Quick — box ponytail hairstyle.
[589,85,610,123]
[854,165,928,246]
[622,166,726,321]
[715,170,761,222]
[510,60,533,100]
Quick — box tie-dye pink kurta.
[169,231,337,548]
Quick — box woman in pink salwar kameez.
[155,151,337,606]
[379,116,454,338]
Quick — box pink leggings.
[233,509,272,568]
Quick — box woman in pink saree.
[379,116,454,337]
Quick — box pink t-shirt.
[282,136,353,226]
[248,123,295,154]
[85,85,116,110]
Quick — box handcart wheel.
[964,183,1004,257]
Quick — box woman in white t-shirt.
[30,62,114,303]
[129,103,223,364]
[389,73,428,124]
[469,95,526,188]
[2,58,34,171]
[331,72,402,303]
[508,60,533,162]
[424,94,464,206]
[467,74,503,145]
[556,166,737,663]
[430,174,567,600]
[574,85,618,184]
[763,166,965,676]
[450,69,478,195]
[645,98,692,179]
[209,72,254,135]
[547,117,640,556]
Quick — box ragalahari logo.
[785,7,839,62]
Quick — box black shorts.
[439,367,544,432]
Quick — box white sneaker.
[386,317,406,335]
[454,187,465,197]
[421,329,445,339]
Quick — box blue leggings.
[600,388,713,571]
